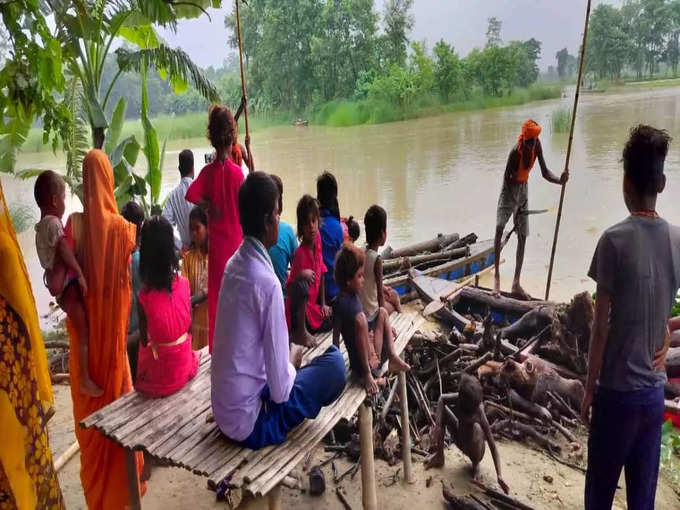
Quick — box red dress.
[285,233,327,331]
[136,275,199,397]
[185,159,244,352]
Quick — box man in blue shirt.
[317,172,344,302]
[268,175,298,291]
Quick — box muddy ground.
[49,375,680,509]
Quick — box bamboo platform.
[81,311,424,509]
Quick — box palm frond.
[8,202,36,234]
[115,44,220,102]
[63,76,90,201]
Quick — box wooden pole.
[398,372,414,484]
[234,0,254,172]
[544,0,592,300]
[267,485,282,510]
[125,449,142,510]
[54,440,79,472]
[359,401,378,510]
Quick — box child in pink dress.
[136,216,198,397]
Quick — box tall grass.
[551,108,572,133]
[313,84,563,127]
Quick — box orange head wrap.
[519,119,541,144]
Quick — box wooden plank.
[148,406,213,457]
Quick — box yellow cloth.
[0,178,64,509]
[181,248,209,350]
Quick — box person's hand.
[77,274,88,297]
[497,477,510,494]
[299,269,315,284]
[654,327,671,370]
[560,170,569,185]
[322,305,332,319]
[364,374,379,396]
[580,388,593,427]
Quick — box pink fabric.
[136,275,199,397]
[285,232,327,331]
[185,159,244,352]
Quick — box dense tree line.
[222,2,544,113]
[586,0,680,80]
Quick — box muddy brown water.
[6,86,680,324]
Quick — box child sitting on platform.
[285,195,332,347]
[332,243,409,395]
[361,205,402,316]
[182,206,209,350]
[268,174,298,292]
[342,216,361,243]
[34,170,102,397]
[137,216,198,397]
[425,374,509,494]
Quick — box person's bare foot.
[472,463,482,482]
[290,344,304,368]
[424,449,445,469]
[80,377,104,398]
[510,282,531,301]
[493,273,501,298]
[388,354,410,373]
[293,330,317,348]
[365,374,379,395]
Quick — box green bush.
[551,108,572,133]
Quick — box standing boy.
[582,125,679,510]
[163,149,195,250]
[493,120,568,299]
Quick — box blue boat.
[385,238,496,301]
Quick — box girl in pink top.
[186,105,246,352]
[136,216,198,397]
[285,195,332,347]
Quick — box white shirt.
[163,176,194,248]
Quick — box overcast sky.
[158,0,623,71]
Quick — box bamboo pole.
[359,402,377,510]
[235,0,254,172]
[398,372,414,484]
[545,0,592,300]
[54,441,80,472]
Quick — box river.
[5,85,680,324]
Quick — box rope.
[544,0,592,300]
[235,0,254,172]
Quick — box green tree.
[666,0,680,76]
[409,41,434,96]
[486,17,502,48]
[381,0,414,66]
[433,40,462,102]
[587,4,630,79]
[556,48,570,79]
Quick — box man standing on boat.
[493,119,568,299]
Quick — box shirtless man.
[494,119,568,299]
[425,374,509,494]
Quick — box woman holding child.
[66,150,144,509]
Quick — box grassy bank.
[312,84,563,127]
[22,84,562,152]
[23,111,292,153]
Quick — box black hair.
[179,149,194,177]
[121,201,145,246]
[347,216,360,242]
[139,216,179,293]
[207,104,236,151]
[239,172,279,238]
[457,374,483,416]
[622,125,671,195]
[270,174,284,214]
[316,171,340,219]
[33,170,65,209]
[296,194,320,240]
[334,243,365,290]
[364,205,387,245]
[189,205,208,227]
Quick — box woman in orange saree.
[67,149,143,509]
[0,178,64,508]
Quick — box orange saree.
[67,150,143,509]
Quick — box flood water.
[5,85,680,323]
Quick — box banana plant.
[0,0,221,177]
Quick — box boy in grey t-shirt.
[583,125,680,510]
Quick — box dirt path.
[49,383,679,509]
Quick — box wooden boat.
[292,119,308,126]
[385,237,495,301]
[409,272,551,329]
